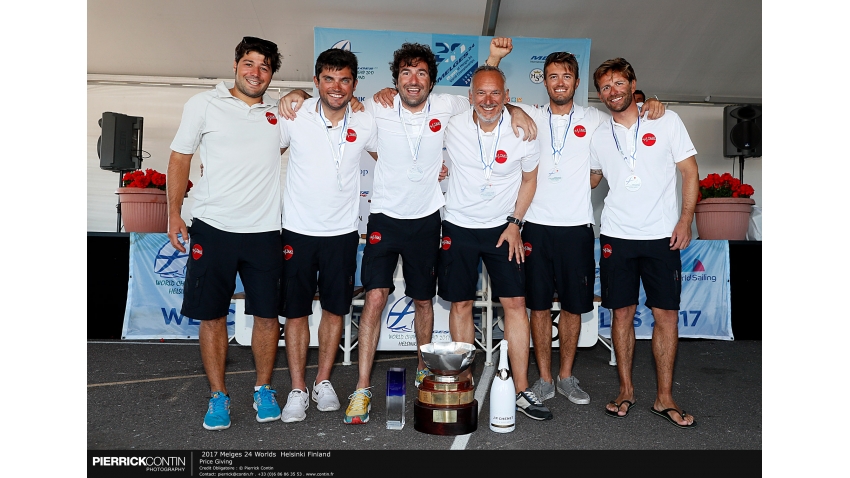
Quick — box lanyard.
[611,111,640,174]
[548,105,574,166]
[476,112,504,181]
[399,98,430,165]
[318,101,349,190]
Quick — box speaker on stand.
[723,104,761,183]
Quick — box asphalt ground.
[87,337,761,475]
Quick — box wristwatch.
[506,216,524,227]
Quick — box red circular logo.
[573,125,586,137]
[642,133,656,146]
[369,232,382,244]
[602,244,613,259]
[191,244,203,260]
[441,237,452,250]
[429,119,442,132]
[283,245,294,260]
[495,150,508,164]
[523,242,532,257]
[265,112,278,125]
[346,129,357,142]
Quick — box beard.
[234,76,267,99]
[398,86,428,109]
[604,91,633,113]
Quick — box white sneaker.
[312,380,341,411]
[281,388,309,423]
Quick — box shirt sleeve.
[279,116,292,149]
[445,94,471,115]
[589,134,603,171]
[169,94,206,154]
[668,112,697,162]
[521,134,541,172]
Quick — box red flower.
[120,168,178,193]
[697,172,755,202]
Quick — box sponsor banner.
[121,233,239,340]
[314,28,591,234]
[595,239,733,340]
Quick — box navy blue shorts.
[361,211,440,300]
[598,235,681,311]
[181,219,282,321]
[437,221,525,302]
[280,229,359,318]
[522,222,595,314]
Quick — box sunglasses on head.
[242,36,277,50]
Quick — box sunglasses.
[241,36,278,50]
[546,51,575,61]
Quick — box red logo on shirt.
[191,244,203,260]
[265,112,278,125]
[495,150,508,164]
[429,119,442,132]
[574,125,586,137]
[346,129,357,142]
[369,232,382,244]
[642,133,656,146]
[283,245,294,260]
[523,242,532,257]
[441,237,452,250]
[602,244,613,258]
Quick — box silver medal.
[407,165,424,182]
[480,183,495,199]
[547,168,562,183]
[624,175,641,192]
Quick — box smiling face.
[314,66,357,112]
[544,62,579,107]
[396,58,433,111]
[596,71,636,114]
[469,69,508,126]
[232,51,273,103]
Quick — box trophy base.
[413,399,478,435]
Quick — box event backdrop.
[312,28,592,235]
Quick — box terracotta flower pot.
[116,187,168,233]
[694,197,755,240]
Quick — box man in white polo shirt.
[589,57,698,428]
[490,49,665,408]
[441,65,552,421]
[167,36,284,431]
[277,48,377,424]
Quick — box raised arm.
[486,37,513,67]
[278,89,311,120]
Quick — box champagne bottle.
[489,340,516,433]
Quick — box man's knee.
[500,296,526,312]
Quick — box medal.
[480,183,496,199]
[548,105,574,169]
[318,101,349,191]
[407,165,424,182]
[624,174,641,192]
[547,168,562,183]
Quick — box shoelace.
[315,381,333,397]
[347,388,373,409]
[524,390,543,405]
[257,387,278,405]
[209,393,230,412]
[285,389,307,408]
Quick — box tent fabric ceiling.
[87,0,761,103]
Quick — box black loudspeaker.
[723,105,761,158]
[98,112,144,171]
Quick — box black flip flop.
[605,400,634,419]
[650,407,697,429]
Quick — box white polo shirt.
[590,110,697,239]
[280,98,377,236]
[517,103,610,227]
[170,81,282,233]
[443,109,540,229]
[363,93,469,219]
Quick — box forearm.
[512,170,538,220]
[166,151,192,217]
[678,159,699,226]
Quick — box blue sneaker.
[203,391,231,430]
[253,385,281,422]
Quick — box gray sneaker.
[312,380,340,412]
[557,375,590,404]
[531,378,555,401]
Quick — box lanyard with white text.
[476,112,504,181]
[318,101,349,190]
[548,105,574,166]
[611,112,640,175]
[399,98,430,166]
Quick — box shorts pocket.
[184,273,205,309]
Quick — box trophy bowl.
[420,342,477,375]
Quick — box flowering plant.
[121,168,192,193]
[698,172,754,202]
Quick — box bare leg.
[315,309,343,384]
[413,298,434,371]
[199,317,229,394]
[251,316,280,387]
[529,309,553,382]
[355,288,388,389]
[650,308,694,426]
[557,311,581,380]
[284,316,309,392]
[449,300,474,343]
[605,305,636,416]
[501,296,530,392]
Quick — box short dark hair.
[543,52,579,78]
[593,58,636,92]
[389,43,438,89]
[315,48,359,78]
[235,36,282,73]
[634,89,645,97]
